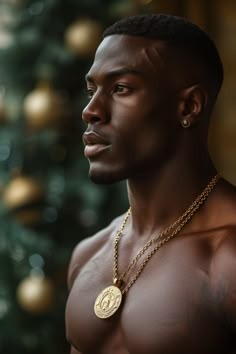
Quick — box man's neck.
[126,156,216,238]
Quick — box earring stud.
[181,119,191,128]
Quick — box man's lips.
[83,131,109,145]
[83,131,111,158]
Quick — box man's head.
[103,14,223,102]
[82,14,223,184]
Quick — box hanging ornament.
[23,83,68,131]
[3,175,44,210]
[3,175,44,225]
[65,18,103,57]
[17,275,55,314]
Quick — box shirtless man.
[65,14,236,354]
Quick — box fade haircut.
[103,14,224,96]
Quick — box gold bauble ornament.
[23,85,67,130]
[3,176,44,210]
[65,19,103,57]
[17,275,55,314]
[3,175,44,225]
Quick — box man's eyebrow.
[85,68,142,82]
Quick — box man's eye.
[85,88,96,99]
[113,84,129,94]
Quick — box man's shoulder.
[67,212,126,289]
[72,214,124,261]
[210,178,236,249]
[206,178,236,331]
[209,222,236,332]
[211,224,236,266]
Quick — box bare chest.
[66,238,234,354]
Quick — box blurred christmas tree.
[0,0,157,352]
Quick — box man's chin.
[89,170,123,185]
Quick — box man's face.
[82,35,181,184]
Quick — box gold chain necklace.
[94,174,220,319]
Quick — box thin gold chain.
[113,174,220,295]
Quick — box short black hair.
[103,14,224,95]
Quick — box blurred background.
[0,0,235,353]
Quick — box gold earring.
[181,119,191,128]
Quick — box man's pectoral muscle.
[66,225,236,354]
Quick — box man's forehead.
[98,33,159,49]
[89,34,165,76]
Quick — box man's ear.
[178,84,208,125]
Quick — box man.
[66,14,236,354]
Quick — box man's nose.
[82,92,108,124]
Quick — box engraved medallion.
[94,285,122,319]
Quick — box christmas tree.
[0,0,139,353]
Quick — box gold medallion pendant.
[94,285,122,319]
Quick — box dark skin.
[65,34,236,354]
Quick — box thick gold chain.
[113,174,220,295]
